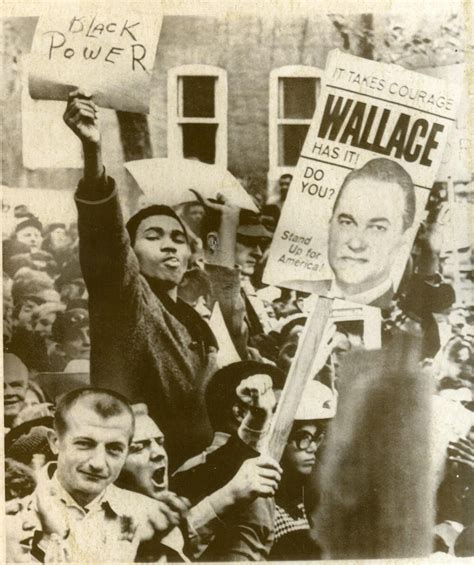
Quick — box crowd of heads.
[3,169,474,560]
[3,204,88,382]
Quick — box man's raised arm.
[63,91,141,298]
[63,90,103,186]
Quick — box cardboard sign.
[264,50,460,308]
[22,57,83,169]
[125,158,259,212]
[208,303,241,369]
[300,296,382,350]
[28,4,162,113]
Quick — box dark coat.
[76,174,217,468]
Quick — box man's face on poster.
[328,177,408,296]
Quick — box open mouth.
[4,397,19,406]
[151,466,166,488]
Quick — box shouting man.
[5,388,189,562]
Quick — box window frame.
[268,65,323,193]
[167,64,228,167]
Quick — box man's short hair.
[205,361,286,432]
[333,158,416,232]
[201,209,271,246]
[126,205,189,247]
[54,387,135,439]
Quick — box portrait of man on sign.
[288,158,416,309]
[328,158,416,305]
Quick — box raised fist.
[236,374,276,418]
[63,89,100,146]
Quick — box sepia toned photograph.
[2,0,473,562]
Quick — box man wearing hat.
[63,90,218,469]
[49,308,90,371]
[270,380,337,561]
[201,202,273,357]
[14,217,43,253]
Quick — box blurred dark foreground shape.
[313,332,435,559]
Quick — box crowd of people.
[3,90,473,561]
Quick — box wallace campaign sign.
[28,4,162,113]
[263,50,460,309]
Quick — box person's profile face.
[279,176,292,204]
[53,404,132,505]
[331,330,352,371]
[62,326,90,360]
[193,295,212,320]
[235,236,264,277]
[277,335,300,372]
[133,215,190,288]
[328,178,407,296]
[120,415,168,499]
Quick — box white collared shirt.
[7,462,187,563]
[329,276,393,306]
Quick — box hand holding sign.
[29,5,162,113]
[264,50,460,308]
[63,90,100,146]
[63,90,104,182]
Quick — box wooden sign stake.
[266,295,333,461]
